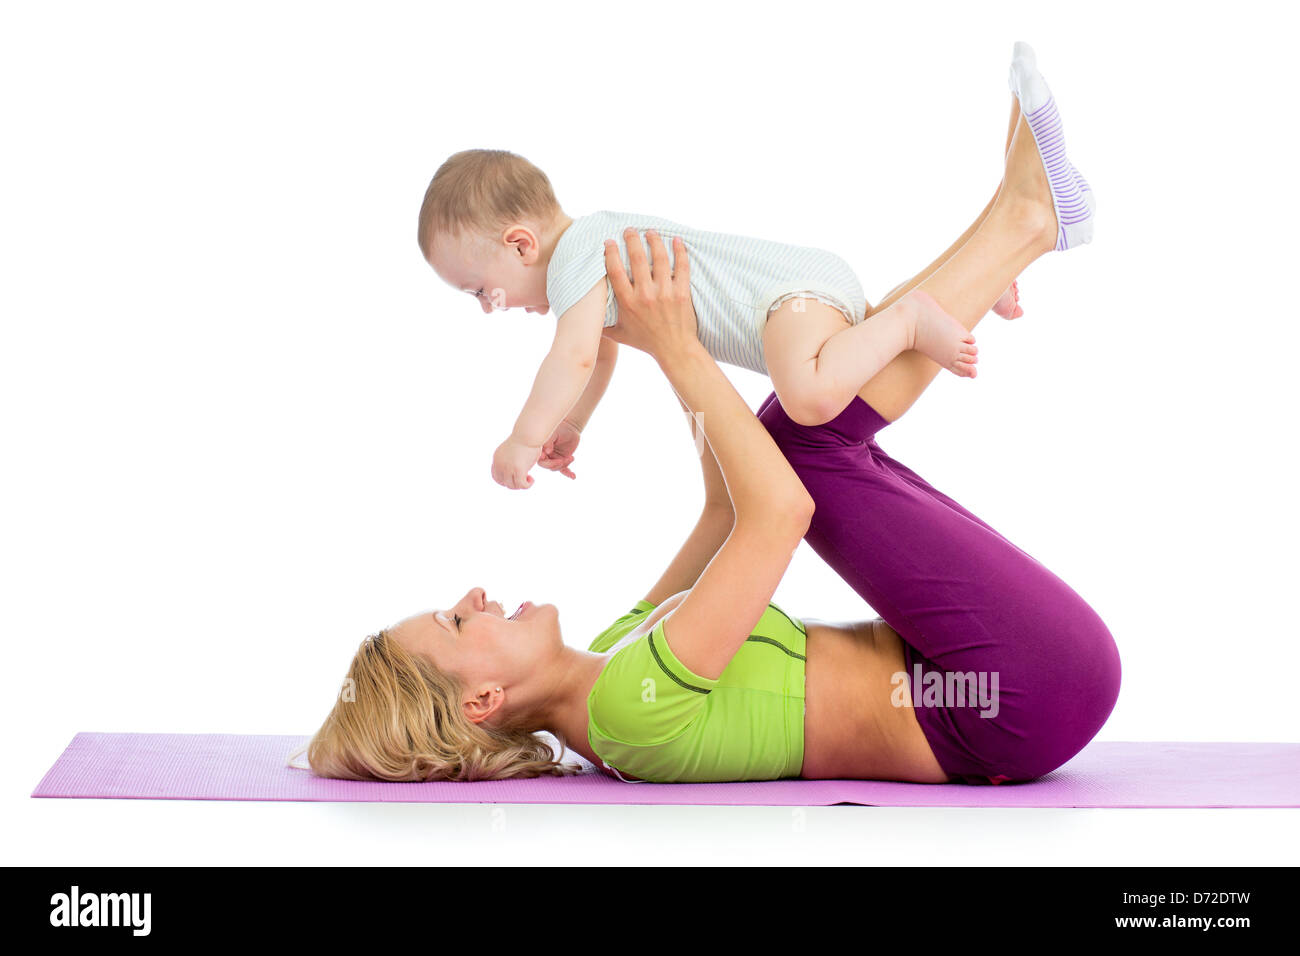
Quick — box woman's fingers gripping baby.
[601,228,698,360]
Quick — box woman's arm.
[641,390,735,605]
[674,389,732,512]
[604,230,813,680]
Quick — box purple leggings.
[757,391,1121,785]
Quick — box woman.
[296,71,1120,786]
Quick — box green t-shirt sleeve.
[587,599,657,653]
[588,616,720,747]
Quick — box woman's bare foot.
[992,280,1023,319]
[904,288,978,378]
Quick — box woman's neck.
[529,646,608,752]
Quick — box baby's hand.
[537,419,581,480]
[492,435,543,490]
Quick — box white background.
[3,0,1296,866]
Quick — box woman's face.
[387,587,562,712]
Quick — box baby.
[417,153,1020,489]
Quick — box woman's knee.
[1073,616,1123,724]
[1065,624,1122,737]
[1014,627,1122,779]
[1092,628,1123,725]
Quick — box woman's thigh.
[757,390,1122,783]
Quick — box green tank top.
[585,598,807,783]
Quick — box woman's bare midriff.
[576,594,952,784]
[800,617,953,783]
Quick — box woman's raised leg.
[859,101,1063,423]
[870,95,1022,313]
[767,95,1034,427]
[758,372,1122,785]
[758,49,1117,786]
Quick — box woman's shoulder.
[588,593,803,650]
[586,599,658,654]
[586,605,720,748]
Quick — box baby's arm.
[536,335,618,479]
[563,334,618,432]
[491,278,607,489]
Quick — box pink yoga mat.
[31,733,1300,808]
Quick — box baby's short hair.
[417,149,561,260]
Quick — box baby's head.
[417,149,569,314]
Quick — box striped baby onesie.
[544,210,867,376]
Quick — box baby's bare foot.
[906,289,978,378]
[992,280,1024,319]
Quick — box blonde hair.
[289,629,585,782]
[416,148,563,261]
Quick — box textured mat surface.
[31,734,1300,807]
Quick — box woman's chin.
[536,603,564,642]
[523,601,560,621]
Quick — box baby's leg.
[763,293,977,428]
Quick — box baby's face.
[426,226,550,315]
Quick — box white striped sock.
[1008,42,1096,251]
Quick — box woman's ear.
[464,685,502,724]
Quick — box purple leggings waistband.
[757,391,1121,784]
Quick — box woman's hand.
[601,228,700,364]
